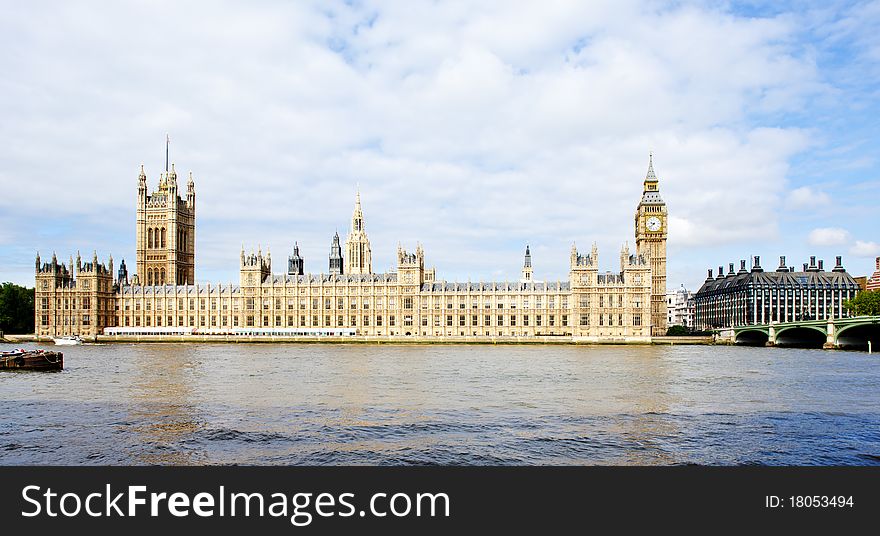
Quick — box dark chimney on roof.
[777,255,787,272]
[818,259,824,271]
[717,265,724,279]
[728,263,734,276]
[833,255,846,273]
[739,259,747,274]
[750,255,763,273]
[803,263,808,272]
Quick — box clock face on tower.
[646,216,662,232]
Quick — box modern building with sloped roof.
[695,255,860,330]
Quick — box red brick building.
[868,257,880,291]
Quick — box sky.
[1,0,878,290]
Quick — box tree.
[0,282,35,334]
[666,324,690,336]
[843,290,880,317]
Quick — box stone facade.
[34,251,116,338]
[136,162,195,286]
[344,191,372,275]
[35,154,668,341]
[634,154,668,336]
[666,285,695,330]
[108,240,650,339]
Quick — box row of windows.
[696,289,855,328]
[135,293,644,309]
[117,293,654,311]
[39,278,111,292]
[147,227,166,249]
[146,227,189,251]
[116,313,649,330]
[120,297,586,311]
[40,297,114,310]
[121,313,582,329]
[124,314,402,328]
[40,314,113,327]
[580,314,642,326]
[126,285,582,296]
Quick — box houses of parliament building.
[34,152,668,341]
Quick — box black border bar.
[0,467,875,533]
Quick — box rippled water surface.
[1,343,879,465]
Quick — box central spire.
[521,244,534,282]
[352,188,364,232]
[288,241,304,276]
[345,188,372,274]
[329,231,343,275]
[644,152,658,186]
[641,152,662,198]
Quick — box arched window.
[147,269,153,286]
[160,268,165,285]
[161,228,166,248]
[148,228,153,248]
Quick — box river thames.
[1,343,878,465]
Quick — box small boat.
[53,336,83,346]
[1,349,64,371]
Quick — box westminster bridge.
[715,315,880,351]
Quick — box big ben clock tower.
[635,153,668,337]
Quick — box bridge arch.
[735,329,769,346]
[835,322,880,351]
[775,326,827,349]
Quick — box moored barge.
[1,349,63,371]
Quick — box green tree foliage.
[0,282,35,334]
[843,290,880,316]
[666,325,690,336]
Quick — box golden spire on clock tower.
[644,152,658,190]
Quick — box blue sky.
[0,0,878,290]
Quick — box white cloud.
[808,227,851,246]
[850,240,880,258]
[788,186,832,209]
[0,1,830,285]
